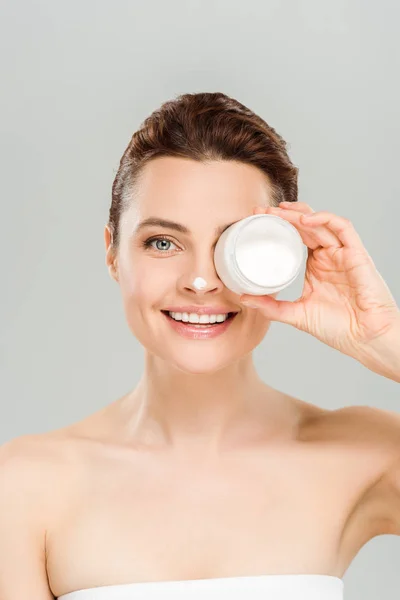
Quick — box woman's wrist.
[355,314,400,382]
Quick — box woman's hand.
[239,202,400,378]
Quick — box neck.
[113,352,295,455]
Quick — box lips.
[161,310,236,319]
[161,310,238,339]
[162,306,240,315]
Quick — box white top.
[57,574,344,599]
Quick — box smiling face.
[105,156,277,374]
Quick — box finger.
[265,206,341,248]
[279,201,315,215]
[240,294,306,330]
[253,206,266,215]
[300,212,363,249]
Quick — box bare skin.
[3,393,399,599]
[1,157,399,599]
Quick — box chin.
[168,357,238,376]
[129,317,270,372]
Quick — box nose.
[184,273,225,294]
[181,253,226,295]
[192,277,208,290]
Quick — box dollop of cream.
[192,277,207,290]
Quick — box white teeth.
[168,311,229,324]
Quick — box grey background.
[1,1,399,598]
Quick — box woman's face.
[105,157,277,374]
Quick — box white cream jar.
[214,214,306,296]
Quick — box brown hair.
[108,92,298,252]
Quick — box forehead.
[120,157,273,238]
[133,157,272,210]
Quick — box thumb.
[239,294,306,329]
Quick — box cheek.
[248,320,272,350]
[247,311,273,344]
[255,311,272,330]
[118,257,174,303]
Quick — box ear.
[104,225,119,283]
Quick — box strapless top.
[57,574,344,599]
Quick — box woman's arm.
[0,437,55,599]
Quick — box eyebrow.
[134,217,238,237]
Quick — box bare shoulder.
[0,433,54,525]
[0,433,74,599]
[0,433,55,481]
[326,403,400,451]
[0,411,115,502]
[0,430,77,471]
[304,402,400,467]
[323,403,400,535]
[0,430,81,516]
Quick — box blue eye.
[143,236,177,253]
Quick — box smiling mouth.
[161,311,238,325]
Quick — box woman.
[1,92,400,600]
